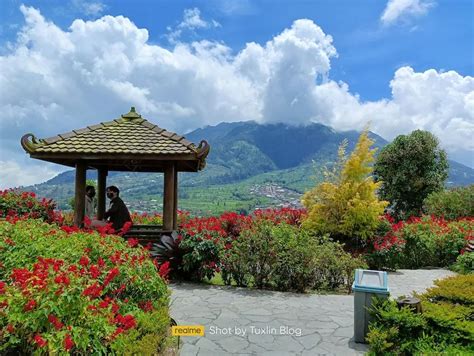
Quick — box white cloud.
[0,6,473,188]
[167,8,220,43]
[72,0,106,17]
[0,159,65,190]
[381,0,435,25]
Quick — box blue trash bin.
[352,269,390,343]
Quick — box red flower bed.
[0,190,63,224]
[0,218,171,354]
[368,214,473,270]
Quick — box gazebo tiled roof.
[21,107,210,172]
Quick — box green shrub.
[424,185,474,220]
[452,253,474,274]
[270,224,322,292]
[221,221,367,292]
[0,219,171,354]
[423,274,474,304]
[221,220,277,289]
[367,274,474,355]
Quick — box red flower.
[24,299,36,311]
[0,280,5,294]
[89,265,101,279]
[83,216,92,228]
[48,314,64,330]
[111,327,125,339]
[158,261,170,280]
[127,238,139,247]
[6,324,14,333]
[104,267,120,286]
[121,221,133,235]
[115,314,137,330]
[111,301,120,313]
[33,334,47,348]
[82,282,103,299]
[54,274,70,286]
[99,297,111,309]
[64,334,74,351]
[79,256,90,267]
[139,301,153,312]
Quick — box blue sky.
[2,0,472,100]
[0,0,473,188]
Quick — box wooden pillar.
[97,168,107,220]
[163,163,176,231]
[74,162,87,227]
[173,169,178,230]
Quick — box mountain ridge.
[23,121,474,213]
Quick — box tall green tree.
[302,129,388,243]
[374,130,448,219]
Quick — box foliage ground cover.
[367,274,474,355]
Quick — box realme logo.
[171,325,205,336]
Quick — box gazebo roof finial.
[122,106,141,119]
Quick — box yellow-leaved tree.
[302,128,388,243]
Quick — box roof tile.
[32,115,198,156]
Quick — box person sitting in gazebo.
[85,185,96,220]
[92,186,132,232]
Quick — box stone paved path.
[170,269,455,356]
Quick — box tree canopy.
[374,130,448,219]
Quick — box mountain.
[23,121,474,214]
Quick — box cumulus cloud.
[72,0,106,17]
[167,8,220,43]
[381,0,435,25]
[0,6,473,188]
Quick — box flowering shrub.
[175,209,305,282]
[368,215,473,270]
[0,190,62,224]
[178,217,234,280]
[0,219,171,354]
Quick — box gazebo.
[20,107,210,230]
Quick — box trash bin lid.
[352,269,389,294]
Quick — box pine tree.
[302,128,388,242]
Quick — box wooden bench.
[123,224,174,245]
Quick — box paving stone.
[333,326,353,338]
[195,337,224,352]
[306,320,339,329]
[330,316,353,327]
[179,343,200,356]
[240,307,273,316]
[298,332,322,349]
[170,269,454,356]
[215,336,250,353]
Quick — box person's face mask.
[106,192,114,199]
[88,191,96,198]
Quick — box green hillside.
[23,121,474,214]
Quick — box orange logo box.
[171,325,205,336]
